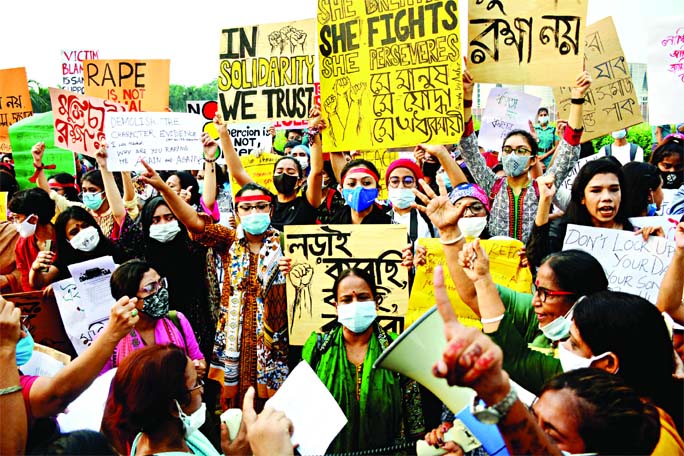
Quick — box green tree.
[169,80,218,112]
[28,80,52,113]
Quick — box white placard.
[562,224,676,303]
[647,17,684,125]
[477,88,541,153]
[560,154,603,191]
[628,216,679,242]
[57,368,117,432]
[105,112,204,171]
[265,361,347,455]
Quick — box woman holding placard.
[137,161,289,413]
[216,108,325,231]
[301,267,425,454]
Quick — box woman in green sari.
[301,267,425,454]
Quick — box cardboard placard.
[0,67,33,153]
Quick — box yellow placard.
[407,238,533,328]
[553,17,643,142]
[0,67,33,153]
[468,0,588,86]
[230,152,280,198]
[217,19,318,123]
[0,192,7,221]
[83,59,170,112]
[317,0,464,152]
[284,224,409,345]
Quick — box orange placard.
[0,67,33,153]
[83,59,170,112]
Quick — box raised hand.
[137,160,166,190]
[31,251,55,272]
[457,239,491,283]
[179,185,194,203]
[462,61,474,100]
[31,142,46,167]
[571,71,593,98]
[105,296,140,341]
[432,265,508,399]
[536,173,557,202]
[202,132,218,160]
[95,142,109,171]
[213,115,228,137]
[413,178,466,232]
[417,144,449,161]
[0,297,21,351]
[239,386,294,456]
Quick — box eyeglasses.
[187,378,204,393]
[140,277,168,295]
[237,202,271,213]
[460,202,487,216]
[502,146,532,156]
[533,283,575,303]
[388,176,416,188]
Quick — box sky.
[2,0,683,87]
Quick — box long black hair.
[621,162,662,217]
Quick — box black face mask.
[661,170,684,189]
[273,174,299,195]
[422,161,440,178]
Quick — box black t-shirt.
[329,205,392,224]
[272,195,318,231]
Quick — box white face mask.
[538,115,549,124]
[149,220,181,243]
[558,343,611,372]
[14,215,37,238]
[295,156,309,170]
[457,216,487,240]
[69,226,100,252]
[337,301,377,333]
[175,400,206,438]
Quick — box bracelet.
[307,125,322,137]
[463,99,473,108]
[0,385,22,396]
[570,97,585,105]
[439,233,464,245]
[203,148,221,164]
[28,163,57,183]
[480,314,505,324]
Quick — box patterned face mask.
[141,287,170,319]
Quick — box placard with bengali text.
[0,67,33,153]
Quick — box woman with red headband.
[138,163,289,414]
[216,108,325,231]
[328,159,391,224]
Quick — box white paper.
[628,216,679,242]
[265,361,347,455]
[559,153,603,191]
[562,224,676,303]
[57,368,117,432]
[477,88,541,153]
[105,111,205,171]
[21,350,66,377]
[647,17,684,125]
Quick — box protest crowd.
[2,2,684,456]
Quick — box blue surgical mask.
[647,203,658,216]
[240,213,271,235]
[342,187,378,213]
[197,180,204,195]
[502,154,531,178]
[82,191,104,210]
[540,315,572,341]
[16,329,35,366]
[388,188,415,210]
[439,173,453,191]
[611,130,627,139]
[337,301,377,333]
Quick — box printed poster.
[318,0,464,151]
[0,67,33,153]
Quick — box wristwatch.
[471,383,518,424]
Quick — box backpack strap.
[629,143,638,161]
[489,177,506,207]
[408,208,419,244]
[167,310,188,349]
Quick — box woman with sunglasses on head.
[100,259,205,375]
[216,108,325,231]
[138,162,289,413]
[458,68,591,243]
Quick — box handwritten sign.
[468,0,588,85]
[50,87,127,158]
[318,0,464,151]
[553,17,642,142]
[9,112,77,190]
[408,238,532,327]
[104,112,204,171]
[218,19,318,123]
[284,224,409,345]
[562,224,676,304]
[647,16,684,125]
[0,67,33,153]
[61,49,100,94]
[357,149,399,201]
[230,152,280,198]
[187,100,271,158]
[629,216,678,243]
[83,59,170,112]
[478,88,541,153]
[1,290,76,357]
[560,154,603,191]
